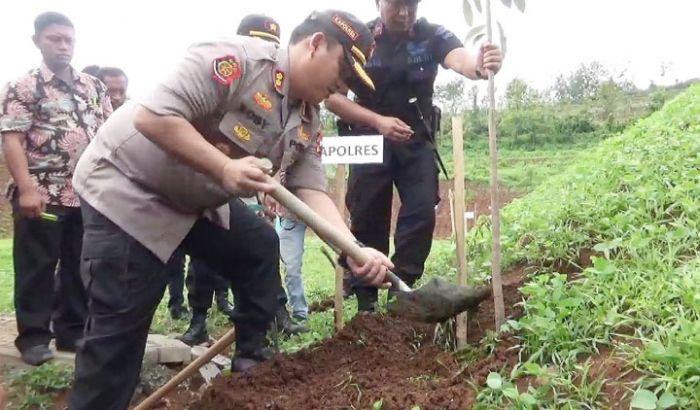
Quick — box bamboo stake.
[452,116,468,347]
[485,0,505,329]
[448,189,456,237]
[333,165,347,331]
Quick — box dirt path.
[430,181,522,239]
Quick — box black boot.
[232,324,275,373]
[20,345,54,366]
[273,305,309,336]
[355,286,378,312]
[176,312,208,346]
[169,304,189,320]
[215,290,235,320]
[342,269,355,299]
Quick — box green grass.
[439,142,590,191]
[0,239,12,313]
[449,83,700,408]
[6,362,72,409]
[7,83,696,408]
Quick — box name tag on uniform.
[321,135,383,164]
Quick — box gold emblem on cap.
[332,15,359,41]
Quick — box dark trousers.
[69,199,281,410]
[13,203,87,351]
[186,257,230,314]
[346,139,439,308]
[165,250,186,309]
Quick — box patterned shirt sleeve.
[96,81,113,124]
[0,75,36,134]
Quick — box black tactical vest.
[353,18,461,137]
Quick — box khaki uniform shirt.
[73,37,326,262]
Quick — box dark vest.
[354,19,443,137]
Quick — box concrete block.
[146,334,192,364]
[198,362,221,384]
[191,345,231,369]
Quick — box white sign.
[321,135,384,164]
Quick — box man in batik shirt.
[0,11,112,365]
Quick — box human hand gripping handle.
[219,156,276,195]
[257,160,409,292]
[476,42,503,79]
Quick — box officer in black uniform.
[178,14,308,346]
[327,0,503,311]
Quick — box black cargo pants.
[346,138,439,310]
[69,199,280,410]
[12,201,87,352]
[186,257,231,314]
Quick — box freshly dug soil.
[308,298,335,314]
[198,314,474,410]
[196,268,530,410]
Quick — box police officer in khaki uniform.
[69,10,391,410]
[178,13,309,347]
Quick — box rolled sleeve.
[432,25,464,65]
[140,42,244,120]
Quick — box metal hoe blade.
[261,170,491,324]
[387,277,492,323]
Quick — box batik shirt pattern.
[0,64,112,206]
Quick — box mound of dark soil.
[197,314,473,410]
[196,267,531,410]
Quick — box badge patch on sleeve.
[233,124,251,141]
[212,55,241,85]
[254,92,273,112]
